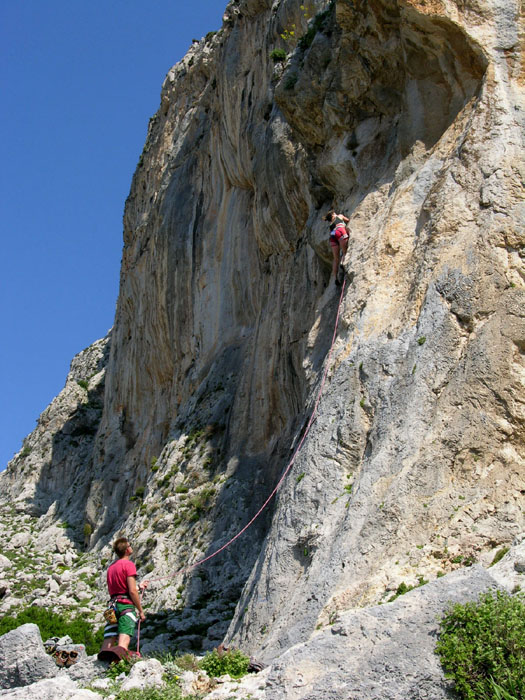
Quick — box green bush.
[0,606,104,655]
[436,590,525,700]
[106,656,134,680]
[270,48,287,62]
[199,648,250,679]
[19,445,31,458]
[388,576,428,602]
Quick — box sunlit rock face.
[1,0,523,663]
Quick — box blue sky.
[1,0,227,470]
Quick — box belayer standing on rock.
[103,537,149,654]
[324,209,350,286]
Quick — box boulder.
[119,659,164,691]
[487,537,525,591]
[47,579,59,594]
[9,532,31,549]
[65,654,108,685]
[205,669,269,700]
[178,670,214,697]
[0,623,57,689]
[0,675,102,699]
[263,566,501,700]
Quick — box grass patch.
[388,576,428,602]
[490,546,510,567]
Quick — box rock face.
[262,566,498,700]
[0,335,110,529]
[0,624,58,689]
[0,0,523,679]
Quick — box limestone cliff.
[1,0,523,674]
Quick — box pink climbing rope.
[136,593,142,655]
[147,280,347,585]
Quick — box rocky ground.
[0,538,523,699]
[0,501,239,657]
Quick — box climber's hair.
[113,537,130,558]
[323,209,335,221]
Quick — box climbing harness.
[146,279,347,586]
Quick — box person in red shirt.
[104,537,148,652]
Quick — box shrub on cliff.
[199,648,250,678]
[436,590,525,700]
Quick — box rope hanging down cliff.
[146,279,347,587]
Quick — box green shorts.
[103,603,138,638]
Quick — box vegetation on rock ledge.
[436,590,525,700]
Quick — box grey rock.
[9,533,30,549]
[0,675,102,699]
[263,567,499,700]
[120,659,164,691]
[515,559,525,573]
[139,633,174,656]
[488,539,525,591]
[0,624,58,689]
[65,655,108,684]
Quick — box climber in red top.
[324,210,350,286]
[104,537,148,652]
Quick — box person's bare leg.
[117,633,131,650]
[331,245,339,279]
[340,238,349,264]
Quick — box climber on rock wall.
[324,209,350,286]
